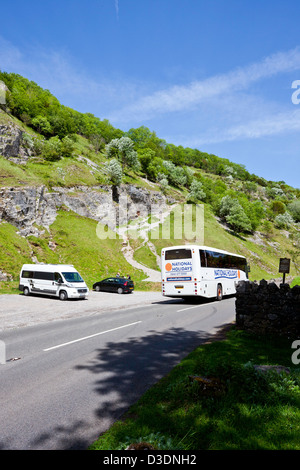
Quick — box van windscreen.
[62,272,83,283]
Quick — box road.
[0,291,236,450]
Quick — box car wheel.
[59,290,68,301]
[95,285,101,292]
[23,287,30,296]
[117,287,123,294]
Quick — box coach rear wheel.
[217,284,223,301]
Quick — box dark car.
[93,277,134,294]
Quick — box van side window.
[22,270,34,278]
[34,271,54,281]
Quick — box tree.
[219,195,252,233]
[31,115,52,136]
[42,136,62,161]
[105,137,140,170]
[61,136,75,158]
[270,200,286,215]
[105,158,123,186]
[162,160,187,187]
[225,204,252,233]
[274,212,294,229]
[288,200,300,222]
[187,180,206,203]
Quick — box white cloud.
[179,109,300,148]
[107,47,300,123]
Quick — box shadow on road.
[70,322,231,449]
[28,307,234,450]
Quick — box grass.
[291,277,300,287]
[0,209,148,292]
[89,327,300,450]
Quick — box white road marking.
[177,301,218,312]
[43,321,142,351]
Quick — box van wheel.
[117,287,123,294]
[59,290,68,301]
[23,287,30,296]
[217,284,223,301]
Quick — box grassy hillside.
[0,72,299,292]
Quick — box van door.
[53,272,64,296]
[32,271,55,295]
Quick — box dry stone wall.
[235,279,300,339]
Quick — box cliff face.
[0,184,171,237]
[0,120,31,164]
[0,114,172,238]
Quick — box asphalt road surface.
[0,291,236,450]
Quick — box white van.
[19,264,89,300]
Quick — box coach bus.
[161,245,248,300]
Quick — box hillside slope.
[0,72,299,292]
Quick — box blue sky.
[0,0,300,188]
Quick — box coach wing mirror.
[247,264,251,272]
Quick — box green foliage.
[288,200,300,222]
[105,158,123,185]
[60,136,75,158]
[0,70,123,142]
[163,160,188,187]
[42,136,61,161]
[219,195,252,233]
[106,136,140,170]
[187,179,206,202]
[270,200,286,215]
[274,212,294,229]
[31,115,52,135]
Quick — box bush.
[288,200,300,222]
[42,136,62,161]
[274,212,294,229]
[106,137,140,170]
[187,179,206,202]
[163,160,187,187]
[105,158,122,185]
[270,200,286,215]
[219,195,252,233]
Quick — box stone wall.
[235,280,300,339]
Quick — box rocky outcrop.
[0,184,173,237]
[0,122,31,164]
[235,279,300,339]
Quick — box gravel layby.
[0,291,165,331]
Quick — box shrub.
[288,200,300,222]
[188,179,206,202]
[274,212,294,229]
[42,136,62,161]
[105,158,122,185]
[106,137,140,170]
[219,196,252,233]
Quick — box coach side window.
[199,250,207,267]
